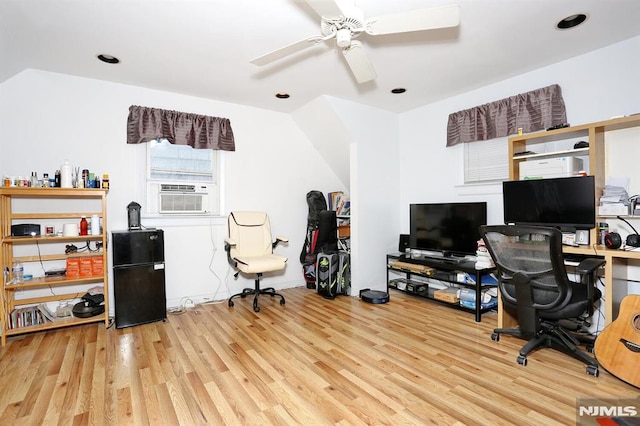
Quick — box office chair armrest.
[224,237,236,250]
[224,238,237,268]
[576,258,605,315]
[576,258,605,275]
[273,235,288,249]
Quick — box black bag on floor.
[300,191,337,289]
[316,252,340,299]
[337,252,351,296]
[317,251,349,299]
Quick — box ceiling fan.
[250,0,460,83]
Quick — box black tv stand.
[386,253,496,322]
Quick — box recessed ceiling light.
[275,92,290,99]
[556,13,588,30]
[391,88,406,94]
[97,54,120,64]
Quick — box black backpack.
[300,191,337,288]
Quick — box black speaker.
[11,223,41,236]
[399,234,410,253]
[605,232,622,249]
[626,234,640,247]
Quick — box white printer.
[519,157,583,180]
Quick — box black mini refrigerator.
[112,229,166,328]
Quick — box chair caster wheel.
[280,299,285,305]
[586,344,594,353]
[253,306,260,313]
[228,300,234,307]
[586,365,599,377]
[517,355,527,366]
[491,333,499,341]
[240,294,247,298]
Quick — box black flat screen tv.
[409,202,487,257]
[502,176,595,230]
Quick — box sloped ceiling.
[1,0,639,114]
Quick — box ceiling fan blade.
[304,0,350,18]
[341,41,376,84]
[250,37,322,66]
[366,4,460,35]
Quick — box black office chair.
[225,211,288,312]
[480,225,604,376]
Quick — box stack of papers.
[599,177,630,215]
[600,186,630,205]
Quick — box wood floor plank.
[0,287,637,425]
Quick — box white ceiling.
[1,0,639,114]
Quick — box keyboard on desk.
[563,253,599,266]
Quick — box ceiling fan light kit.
[250,0,460,84]
[336,28,352,48]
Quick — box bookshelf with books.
[328,191,350,252]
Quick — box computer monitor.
[502,176,596,230]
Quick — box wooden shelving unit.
[501,115,640,328]
[0,187,109,345]
[508,115,640,246]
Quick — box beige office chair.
[225,211,288,312]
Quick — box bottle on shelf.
[30,171,38,187]
[12,261,23,284]
[91,215,100,235]
[54,170,61,187]
[60,160,72,188]
[102,174,109,189]
[80,216,88,236]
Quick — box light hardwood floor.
[0,287,636,425]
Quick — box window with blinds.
[463,137,509,184]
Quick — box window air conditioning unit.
[147,183,214,214]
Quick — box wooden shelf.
[0,187,107,197]
[0,187,109,345]
[5,314,105,337]
[5,275,103,290]
[3,234,104,244]
[512,147,588,160]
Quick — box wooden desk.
[497,244,640,328]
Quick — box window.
[146,139,220,215]
[463,137,509,184]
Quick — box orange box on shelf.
[91,257,104,276]
[66,258,80,278]
[79,257,93,277]
[337,225,350,238]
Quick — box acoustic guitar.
[594,295,640,388]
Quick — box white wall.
[325,97,400,294]
[399,36,640,232]
[398,36,640,301]
[0,70,344,311]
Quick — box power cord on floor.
[167,297,199,315]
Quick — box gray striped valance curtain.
[126,105,235,151]
[446,84,567,147]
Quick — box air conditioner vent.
[160,184,196,193]
[148,182,215,215]
[160,193,204,214]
